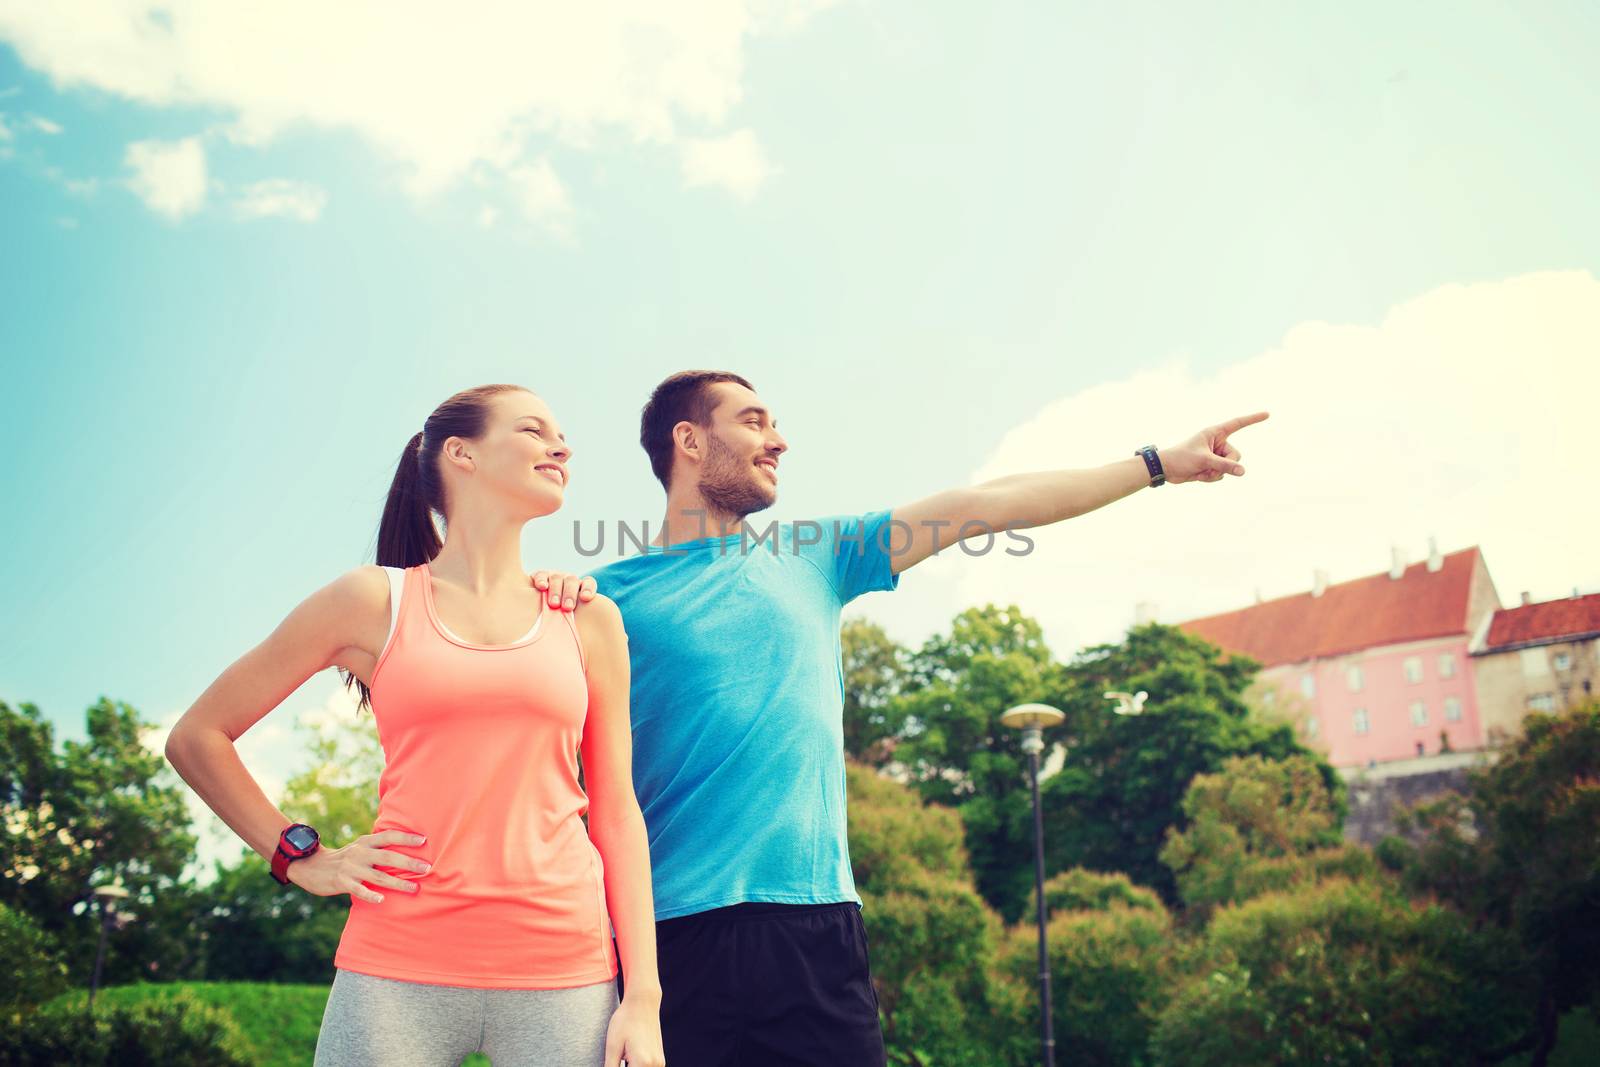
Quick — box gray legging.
[313,968,619,1066]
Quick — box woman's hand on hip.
[287,830,431,903]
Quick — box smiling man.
[537,369,1266,1066]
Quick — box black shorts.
[617,900,886,1067]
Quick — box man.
[535,370,1265,1065]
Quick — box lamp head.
[1000,703,1066,731]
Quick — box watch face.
[285,825,319,851]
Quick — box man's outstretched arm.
[886,411,1269,575]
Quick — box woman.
[164,384,665,1067]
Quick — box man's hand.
[1159,411,1269,485]
[530,570,599,611]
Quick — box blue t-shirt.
[588,509,901,920]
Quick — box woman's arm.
[162,565,429,901]
[576,594,664,1065]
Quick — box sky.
[2,2,1597,868]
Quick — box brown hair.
[639,371,754,490]
[341,383,532,712]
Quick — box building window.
[1348,665,1364,692]
[1528,693,1557,712]
[1305,716,1320,738]
[1444,697,1462,721]
[1410,700,1427,726]
[1353,708,1370,734]
[1404,656,1423,684]
[1554,651,1572,671]
[1301,674,1316,699]
[1521,649,1550,677]
[1438,653,1456,679]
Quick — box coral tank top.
[331,562,618,988]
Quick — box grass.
[43,981,489,1067]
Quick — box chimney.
[1389,545,1407,580]
[1426,536,1443,573]
[1312,569,1329,597]
[1134,601,1159,625]
[1520,591,1532,606]
[1253,587,1263,604]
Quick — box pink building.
[1176,543,1502,768]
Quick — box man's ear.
[674,421,700,462]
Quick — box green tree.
[847,761,1032,1067]
[1150,877,1531,1066]
[1045,624,1338,901]
[893,604,1062,804]
[999,897,1172,1067]
[182,707,383,982]
[1,901,69,1009]
[1381,703,1600,1065]
[887,605,1066,921]
[841,618,911,767]
[1034,867,1164,917]
[1159,753,1364,922]
[276,707,384,842]
[0,699,196,984]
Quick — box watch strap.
[1135,445,1166,487]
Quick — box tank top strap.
[560,606,586,676]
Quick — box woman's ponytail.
[376,431,442,569]
[342,385,530,714]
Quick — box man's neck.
[653,491,748,547]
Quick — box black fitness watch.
[1135,445,1166,487]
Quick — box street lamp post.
[88,884,129,1010]
[1000,702,1066,1067]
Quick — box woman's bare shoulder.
[571,593,625,641]
[299,564,392,628]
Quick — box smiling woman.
[158,383,666,1067]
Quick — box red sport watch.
[271,822,321,885]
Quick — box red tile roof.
[1177,548,1483,667]
[1483,592,1600,650]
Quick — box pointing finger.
[1218,411,1269,435]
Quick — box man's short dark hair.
[640,370,755,490]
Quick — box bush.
[848,762,1034,1067]
[1034,867,1164,917]
[1159,753,1348,921]
[1,988,253,1066]
[1000,901,1172,1067]
[1,902,69,1010]
[1150,877,1531,1066]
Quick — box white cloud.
[0,112,11,141]
[477,204,499,228]
[0,3,832,202]
[124,136,207,219]
[506,157,573,237]
[27,114,60,134]
[864,271,1600,663]
[680,127,773,199]
[233,178,326,221]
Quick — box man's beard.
[698,432,775,520]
